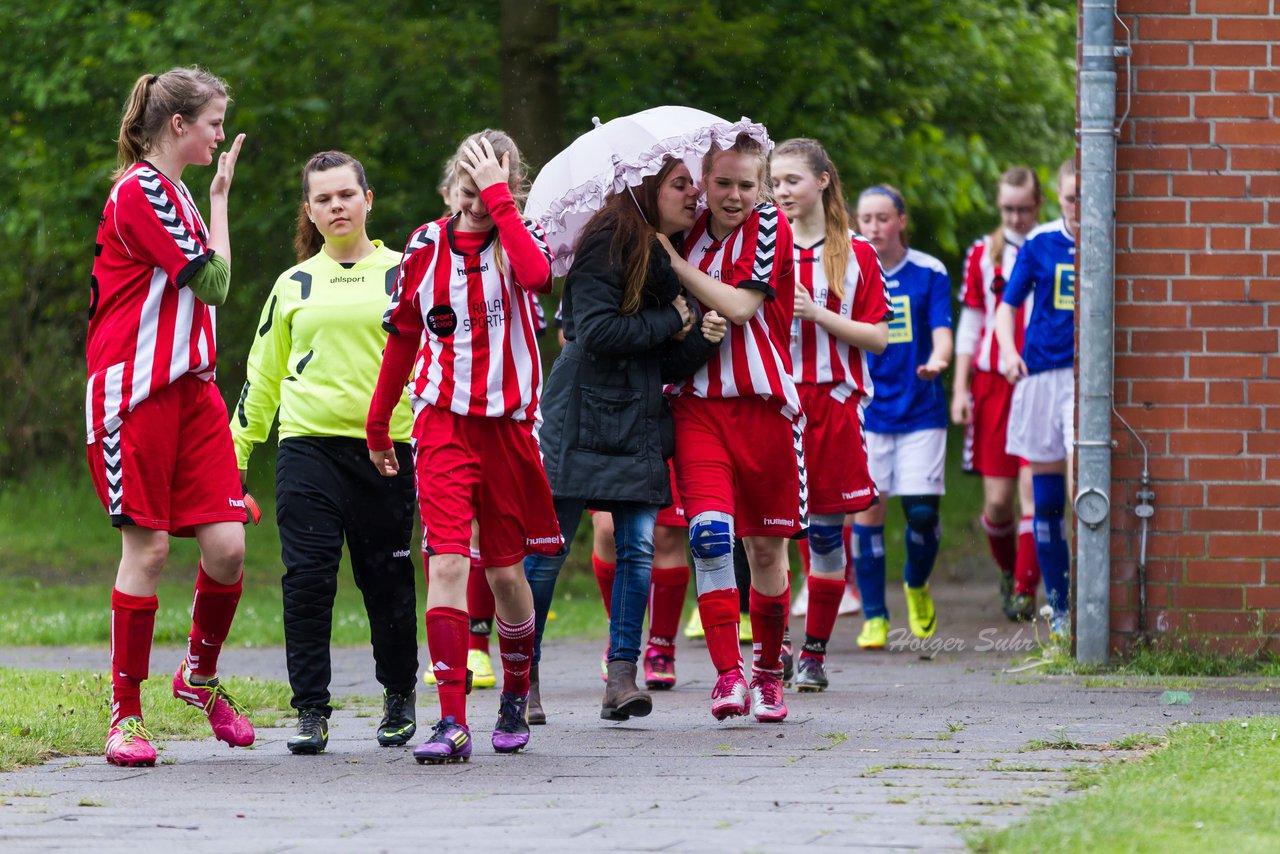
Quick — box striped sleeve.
[850,236,893,324]
[730,204,781,297]
[383,224,435,335]
[115,170,213,287]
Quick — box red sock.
[185,563,242,680]
[697,589,742,675]
[802,576,844,662]
[981,514,1018,577]
[749,586,789,675]
[592,553,616,618]
[797,539,811,573]
[110,588,157,726]
[496,613,535,695]
[1015,516,1042,596]
[647,564,690,655]
[467,560,494,654]
[425,606,469,726]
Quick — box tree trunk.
[500,0,562,171]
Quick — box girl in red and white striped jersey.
[88,67,253,768]
[657,132,801,723]
[771,138,892,692]
[951,168,1043,622]
[367,130,560,765]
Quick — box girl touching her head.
[367,129,559,765]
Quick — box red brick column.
[1108,0,1278,653]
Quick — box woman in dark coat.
[525,157,727,721]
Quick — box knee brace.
[688,511,735,593]
[807,512,845,573]
[901,494,941,537]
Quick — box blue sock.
[1032,473,1069,614]
[853,524,888,620]
[902,496,941,589]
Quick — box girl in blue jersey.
[851,185,953,648]
[994,160,1079,642]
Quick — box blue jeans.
[524,499,657,665]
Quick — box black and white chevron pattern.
[752,204,779,284]
[384,225,437,333]
[101,430,124,515]
[792,414,809,531]
[136,168,204,262]
[405,224,437,255]
[525,218,553,264]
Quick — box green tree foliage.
[0,0,1073,475]
[557,0,1076,250]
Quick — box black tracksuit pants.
[276,436,418,715]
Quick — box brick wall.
[1107,0,1278,654]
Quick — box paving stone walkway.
[1,581,1275,852]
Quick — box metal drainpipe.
[1074,0,1122,665]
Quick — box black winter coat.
[538,227,718,509]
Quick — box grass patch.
[0,463,622,648]
[1021,728,1085,752]
[972,717,1280,852]
[817,731,849,751]
[984,762,1057,773]
[1021,729,1166,754]
[0,543,612,650]
[0,667,293,772]
[1034,632,1280,679]
[1107,732,1165,751]
[1,433,991,648]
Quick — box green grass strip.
[972,716,1280,852]
[0,571,612,648]
[0,667,293,772]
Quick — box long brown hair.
[773,138,851,299]
[988,166,1042,265]
[293,151,371,261]
[451,129,529,280]
[114,67,229,179]
[576,158,685,316]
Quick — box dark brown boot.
[527,663,546,725]
[601,660,652,721]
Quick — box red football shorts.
[670,395,803,538]
[656,459,688,528]
[412,406,562,567]
[798,383,877,514]
[86,374,246,537]
[968,369,1024,479]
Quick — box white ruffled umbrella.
[526,106,772,277]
